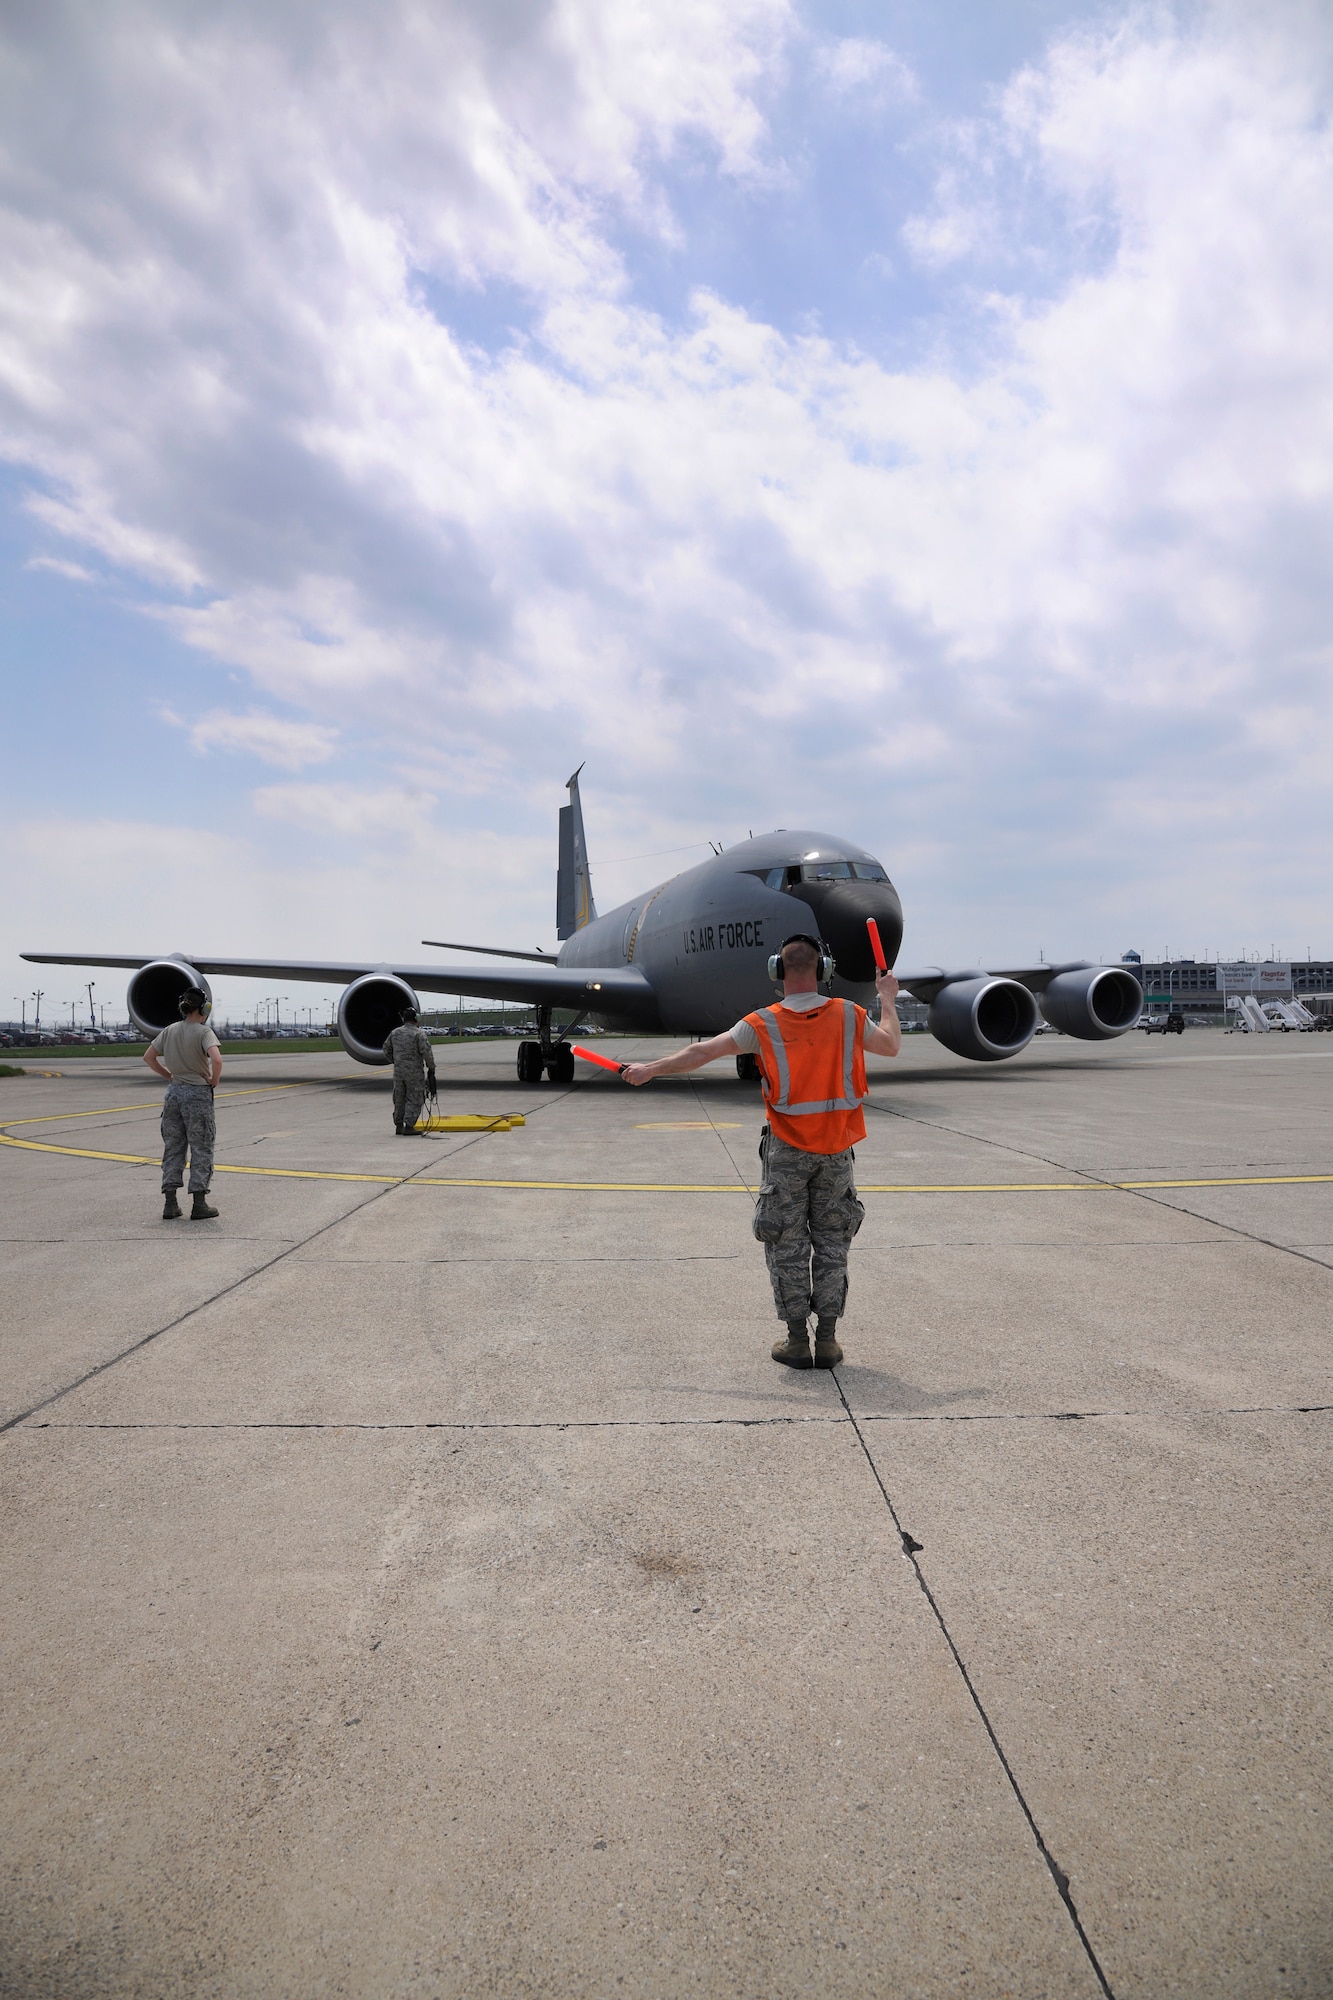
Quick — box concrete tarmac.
[2,1031,1331,1997]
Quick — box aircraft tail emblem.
[556,765,597,938]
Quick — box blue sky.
[2,0,1331,1026]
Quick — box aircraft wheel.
[736,1053,761,1082]
[517,1040,544,1083]
[547,1044,575,1084]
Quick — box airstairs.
[1264,998,1315,1031]
[1230,994,1271,1033]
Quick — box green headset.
[177,986,211,1020]
[768,933,835,986]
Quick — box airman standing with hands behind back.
[143,987,222,1221]
[623,934,901,1368]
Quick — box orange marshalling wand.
[866,918,888,972]
[572,1043,627,1075]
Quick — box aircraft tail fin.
[556,765,597,939]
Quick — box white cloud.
[182,708,339,770]
[816,37,916,103]
[1,3,1332,973]
[252,782,439,842]
[4,810,557,1023]
[24,554,96,582]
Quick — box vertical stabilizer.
[556,764,597,939]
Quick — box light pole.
[87,980,97,1029]
[31,990,43,1033]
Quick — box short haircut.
[782,939,819,976]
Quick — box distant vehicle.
[1142,1011,1184,1035]
[1264,999,1316,1032]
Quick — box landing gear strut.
[516,1006,579,1084]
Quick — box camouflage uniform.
[753,1127,865,1325]
[161,1082,216,1195]
[383,1023,435,1131]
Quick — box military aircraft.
[23,769,1143,1080]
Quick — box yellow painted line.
[0,1133,399,1182]
[0,1082,313,1129]
[409,1171,1333,1194]
[634,1121,744,1130]
[4,1112,1333,1195]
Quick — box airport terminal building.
[1127,955,1333,1020]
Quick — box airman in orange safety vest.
[622,934,901,1369]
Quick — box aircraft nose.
[787,878,904,983]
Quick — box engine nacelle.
[127,957,214,1034]
[1039,966,1142,1040]
[337,972,421,1066]
[928,976,1038,1062]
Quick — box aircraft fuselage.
[558,830,903,1035]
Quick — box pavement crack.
[0,1145,448,1439]
[865,1094,1333,1278]
[26,1414,850,1432]
[832,1366,1117,1999]
[856,1401,1332,1425]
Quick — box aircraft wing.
[20,950,655,1015]
[894,961,1090,1002]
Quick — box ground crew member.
[623,935,900,1368]
[383,1006,437,1134]
[143,987,222,1221]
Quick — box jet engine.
[1039,966,1142,1040]
[337,972,421,1065]
[928,977,1039,1063]
[126,957,214,1035]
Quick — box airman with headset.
[622,933,900,1367]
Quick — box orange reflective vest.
[744,999,868,1153]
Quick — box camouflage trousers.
[753,1129,865,1325]
[392,1073,428,1131]
[161,1081,215,1194]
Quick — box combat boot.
[771,1321,813,1369]
[162,1191,181,1221]
[190,1191,219,1220]
[814,1319,843,1368]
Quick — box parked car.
[1142,1011,1184,1035]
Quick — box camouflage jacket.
[382,1024,435,1076]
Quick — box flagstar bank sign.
[1217,962,1292,996]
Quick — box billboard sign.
[1217,962,1292,995]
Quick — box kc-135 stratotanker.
[23,769,1143,1080]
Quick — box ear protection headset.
[400,1006,420,1024]
[177,986,210,1019]
[767,933,835,986]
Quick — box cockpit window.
[750,860,887,888]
